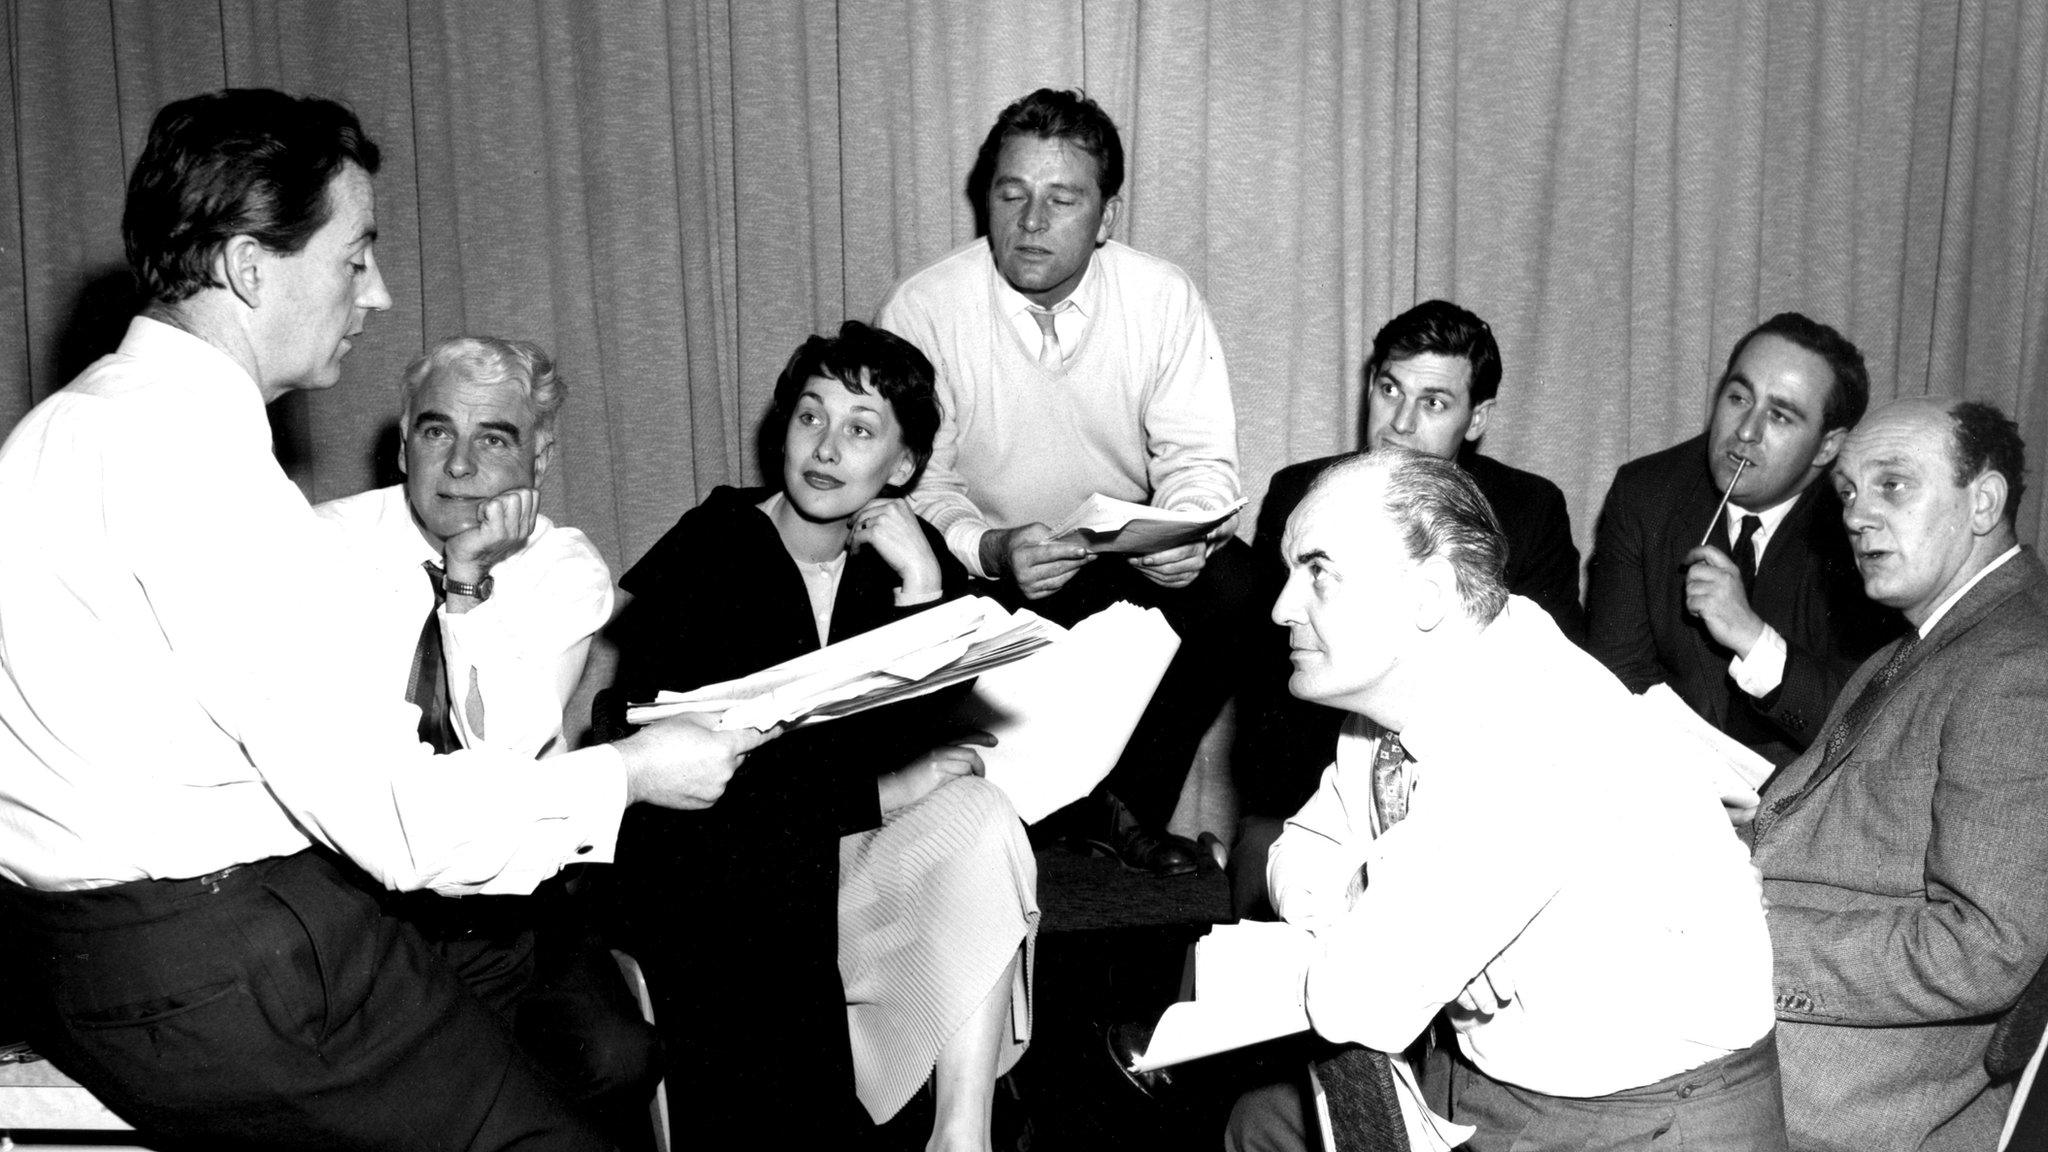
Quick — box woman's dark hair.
[771,321,941,493]
[123,88,381,304]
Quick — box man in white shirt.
[1753,398,2048,1151]
[1586,313,1902,767]
[1230,448,1784,1151]
[315,335,656,1141]
[877,87,1255,875]
[0,89,763,1151]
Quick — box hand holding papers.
[951,601,1180,823]
[1049,494,1247,555]
[626,596,1055,731]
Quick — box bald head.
[1831,397,2023,625]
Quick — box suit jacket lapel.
[1760,551,2039,834]
[1749,482,1824,619]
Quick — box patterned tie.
[1311,728,1413,1151]
[1821,631,1920,762]
[1731,514,1762,591]
[1370,732,1410,829]
[407,562,462,754]
[1030,307,1061,368]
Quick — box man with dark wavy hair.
[1754,397,2048,1151]
[1235,299,1586,916]
[1587,312,1901,767]
[879,87,1256,877]
[0,88,762,1151]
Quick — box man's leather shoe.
[1085,793,1203,877]
[1105,1020,1177,1101]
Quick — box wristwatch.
[440,572,494,602]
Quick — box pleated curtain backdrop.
[1,0,2043,580]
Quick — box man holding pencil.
[1585,312,1900,767]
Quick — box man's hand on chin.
[441,487,540,607]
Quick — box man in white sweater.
[877,87,1255,877]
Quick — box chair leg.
[609,950,669,1152]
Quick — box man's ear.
[1464,398,1497,444]
[1411,554,1457,632]
[532,432,556,489]
[1969,470,2008,536]
[217,235,265,309]
[1095,195,1122,246]
[1810,425,1846,470]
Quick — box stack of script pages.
[627,595,1180,823]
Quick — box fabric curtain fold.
[0,0,2040,574]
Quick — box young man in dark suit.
[1236,300,1583,915]
[1585,312,1901,767]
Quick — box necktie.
[1311,728,1413,1151]
[407,562,462,754]
[1731,514,1762,591]
[1821,631,1920,762]
[1030,307,1061,368]
[1370,732,1411,830]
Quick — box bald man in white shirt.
[1228,449,1784,1152]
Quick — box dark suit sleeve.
[1752,638,1853,751]
[1749,530,1902,751]
[1513,482,1586,645]
[1770,648,2048,1025]
[1584,469,1666,693]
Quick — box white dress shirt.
[313,484,614,759]
[1270,598,1776,1098]
[0,318,624,894]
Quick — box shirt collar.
[121,315,272,447]
[1917,544,2022,638]
[1360,596,1545,770]
[1727,485,1801,557]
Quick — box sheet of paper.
[1130,921,1315,1072]
[951,601,1179,824]
[1048,493,1248,555]
[1634,682,1775,815]
[624,596,1055,730]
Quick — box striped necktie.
[1030,307,1061,367]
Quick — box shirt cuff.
[1729,625,1788,697]
[950,523,996,580]
[894,587,943,608]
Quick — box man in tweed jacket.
[1752,397,2048,1151]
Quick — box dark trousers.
[1452,1033,1789,1152]
[396,887,660,1151]
[992,535,1261,830]
[0,850,609,1152]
